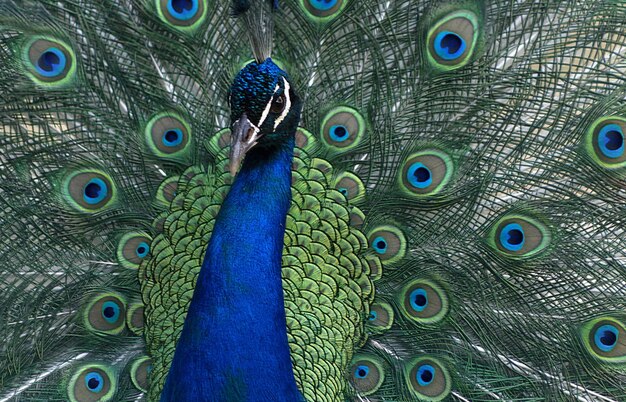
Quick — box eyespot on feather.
[320,106,366,153]
[116,232,152,269]
[145,112,192,157]
[84,293,126,334]
[62,170,116,212]
[349,207,366,229]
[426,10,480,71]
[299,0,346,22]
[334,172,365,204]
[585,116,626,169]
[366,302,394,332]
[294,127,318,155]
[365,255,383,281]
[155,176,179,206]
[368,225,406,265]
[126,302,145,335]
[22,36,76,86]
[404,356,451,401]
[67,364,116,402]
[399,279,449,324]
[348,355,385,396]
[156,0,208,31]
[129,356,152,393]
[581,317,626,364]
[399,149,454,196]
[488,214,551,259]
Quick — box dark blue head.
[228,59,301,174]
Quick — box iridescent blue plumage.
[161,59,304,401]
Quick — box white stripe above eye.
[257,84,280,128]
[274,77,291,130]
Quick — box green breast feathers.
[139,126,378,401]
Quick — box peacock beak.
[229,113,263,176]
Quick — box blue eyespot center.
[338,187,348,196]
[410,288,428,312]
[407,162,433,189]
[85,372,104,392]
[35,47,66,77]
[434,31,467,61]
[598,124,624,159]
[414,167,430,182]
[355,365,369,379]
[595,324,619,352]
[417,364,435,386]
[101,301,120,324]
[83,178,108,205]
[168,0,198,20]
[329,125,349,142]
[163,129,184,147]
[500,223,525,251]
[605,131,623,151]
[368,311,378,321]
[136,242,150,258]
[309,0,338,11]
[372,236,388,254]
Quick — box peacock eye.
[366,302,394,332]
[68,365,116,401]
[426,9,480,71]
[270,94,286,114]
[348,356,385,395]
[399,149,454,197]
[405,357,451,400]
[399,279,449,324]
[85,372,104,392]
[585,116,626,169]
[24,37,76,86]
[489,214,551,259]
[117,232,153,269]
[84,293,126,334]
[145,112,192,158]
[157,0,207,31]
[130,356,152,393]
[581,317,626,363]
[63,170,116,212]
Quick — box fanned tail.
[273,0,626,400]
[0,0,242,399]
[1,0,626,401]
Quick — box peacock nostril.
[243,127,255,143]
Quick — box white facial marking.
[257,84,280,128]
[274,77,291,130]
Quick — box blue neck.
[161,136,302,401]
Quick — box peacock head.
[228,58,302,175]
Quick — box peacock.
[1,0,626,400]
